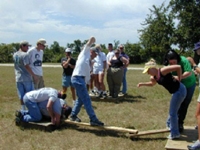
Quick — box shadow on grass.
[130,137,167,141]
[91,94,146,104]
[59,123,130,139]
[16,122,132,139]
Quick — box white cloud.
[0,0,169,46]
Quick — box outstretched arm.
[137,76,157,87]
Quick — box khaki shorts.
[34,75,45,89]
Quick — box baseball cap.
[90,47,99,54]
[20,41,31,46]
[37,38,47,46]
[194,42,200,51]
[142,59,157,74]
[65,48,72,53]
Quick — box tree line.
[1,0,200,64]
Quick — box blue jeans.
[16,81,34,100]
[166,83,186,136]
[178,83,196,125]
[122,68,127,94]
[71,76,97,121]
[22,95,42,122]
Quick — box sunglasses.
[115,53,119,54]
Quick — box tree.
[139,3,174,63]
[0,43,17,63]
[169,0,200,49]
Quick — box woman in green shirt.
[164,50,196,133]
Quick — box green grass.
[0,65,198,150]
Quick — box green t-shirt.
[172,56,196,88]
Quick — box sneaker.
[70,115,81,122]
[96,91,103,98]
[167,134,180,140]
[188,140,200,150]
[15,110,22,118]
[89,90,96,96]
[90,119,104,126]
[102,93,107,99]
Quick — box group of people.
[14,36,129,127]
[13,39,72,127]
[13,36,200,149]
[138,42,200,150]
[61,42,130,100]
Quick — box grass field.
[0,65,198,150]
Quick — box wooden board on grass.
[20,121,55,131]
[165,126,198,150]
[128,128,170,137]
[64,119,138,134]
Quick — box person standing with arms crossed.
[70,36,104,126]
[61,48,76,105]
[27,38,47,89]
[119,44,129,95]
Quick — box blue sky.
[0,0,169,47]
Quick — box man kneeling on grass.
[15,87,71,127]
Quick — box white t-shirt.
[25,87,58,102]
[93,51,106,70]
[27,47,43,76]
[72,45,91,83]
[106,51,115,69]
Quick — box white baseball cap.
[65,48,72,53]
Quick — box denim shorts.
[16,81,34,100]
[62,75,73,87]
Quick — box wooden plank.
[19,121,55,131]
[128,128,170,137]
[165,126,198,150]
[64,119,138,134]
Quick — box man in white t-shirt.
[70,36,104,126]
[27,38,47,89]
[15,87,66,126]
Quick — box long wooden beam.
[128,128,170,137]
[64,119,138,134]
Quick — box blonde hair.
[145,58,157,66]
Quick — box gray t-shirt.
[38,98,66,116]
[13,50,32,82]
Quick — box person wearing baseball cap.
[61,47,76,105]
[138,58,186,140]
[187,42,200,150]
[13,40,35,111]
[27,38,47,89]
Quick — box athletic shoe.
[15,110,22,118]
[96,91,103,98]
[167,134,180,140]
[90,119,104,126]
[188,140,200,150]
[15,110,23,126]
[102,93,107,99]
[70,115,81,122]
